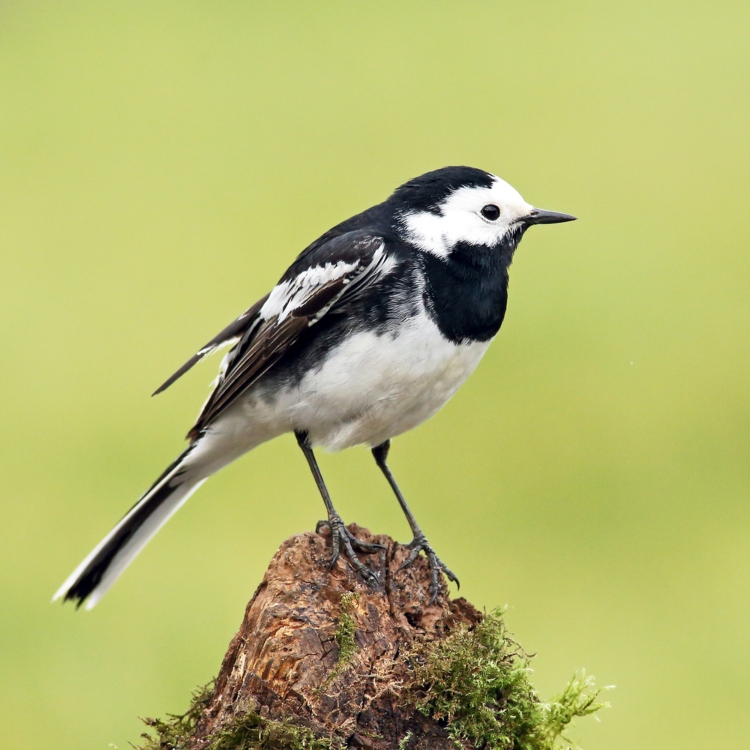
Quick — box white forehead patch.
[399,175,534,258]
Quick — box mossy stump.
[141,525,605,750]
[188,524,479,749]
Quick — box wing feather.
[187,232,388,437]
[152,294,269,396]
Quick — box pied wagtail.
[54,166,575,608]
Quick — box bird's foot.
[316,516,384,587]
[399,533,459,604]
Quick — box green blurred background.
[1,1,748,748]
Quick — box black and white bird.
[54,166,575,609]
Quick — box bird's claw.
[316,516,383,587]
[398,533,459,604]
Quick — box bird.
[53,166,575,609]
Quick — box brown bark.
[187,524,482,750]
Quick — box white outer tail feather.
[53,428,258,609]
[52,472,206,610]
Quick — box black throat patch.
[420,232,522,344]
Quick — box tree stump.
[186,524,481,749]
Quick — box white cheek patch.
[400,177,534,257]
[399,210,452,257]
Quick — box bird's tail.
[53,444,207,610]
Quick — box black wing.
[152,293,270,396]
[186,231,389,438]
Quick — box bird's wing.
[185,231,389,437]
[152,293,271,396]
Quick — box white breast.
[223,312,489,451]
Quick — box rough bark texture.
[187,524,482,750]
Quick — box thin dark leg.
[295,430,381,586]
[372,440,458,603]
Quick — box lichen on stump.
[139,525,606,750]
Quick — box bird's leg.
[371,440,459,603]
[295,431,382,587]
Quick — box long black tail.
[53,447,206,609]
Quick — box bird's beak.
[524,207,577,225]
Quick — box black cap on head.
[389,166,495,215]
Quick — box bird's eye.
[480,204,501,221]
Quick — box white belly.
[214,312,491,452]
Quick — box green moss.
[137,684,334,750]
[534,672,606,749]
[137,607,607,750]
[333,592,359,670]
[137,681,214,750]
[317,592,360,692]
[397,731,413,749]
[206,713,333,750]
[409,609,608,750]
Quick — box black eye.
[480,204,501,221]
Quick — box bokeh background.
[2,2,749,748]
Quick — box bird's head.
[390,166,575,259]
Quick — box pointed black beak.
[525,208,577,225]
